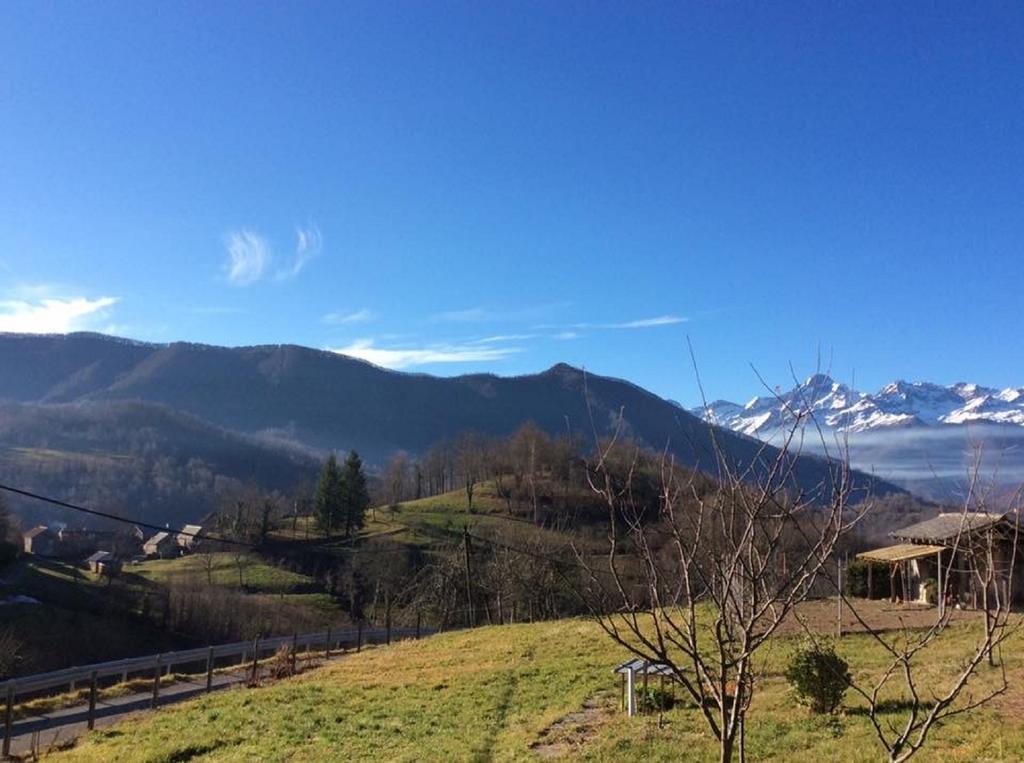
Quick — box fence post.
[151,655,162,709]
[87,671,98,730]
[206,646,214,693]
[386,607,391,646]
[416,612,421,640]
[357,622,363,653]
[3,681,14,759]
[290,633,298,674]
[250,636,261,684]
[325,628,332,660]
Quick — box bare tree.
[577,405,861,763]
[456,432,486,512]
[384,451,410,511]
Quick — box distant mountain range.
[694,375,1024,501]
[697,374,1024,436]
[0,333,904,525]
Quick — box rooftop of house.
[891,512,1009,543]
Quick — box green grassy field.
[132,552,319,594]
[55,605,1024,762]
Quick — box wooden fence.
[2,624,428,756]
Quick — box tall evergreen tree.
[314,454,343,538]
[340,450,370,537]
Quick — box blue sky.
[1,2,1021,405]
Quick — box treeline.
[380,423,595,524]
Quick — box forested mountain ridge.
[0,332,905,517]
[0,399,318,527]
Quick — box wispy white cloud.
[223,230,271,286]
[323,308,375,325]
[329,338,520,369]
[538,315,687,331]
[276,224,323,281]
[468,333,536,344]
[604,315,687,329]
[431,302,573,324]
[0,294,119,334]
[222,223,322,286]
[553,331,580,340]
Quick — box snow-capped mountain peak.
[694,377,1024,436]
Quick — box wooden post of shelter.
[642,661,649,713]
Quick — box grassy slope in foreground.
[58,609,1024,762]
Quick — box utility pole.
[463,526,475,628]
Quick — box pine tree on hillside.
[314,454,344,538]
[340,450,370,537]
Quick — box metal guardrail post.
[3,681,14,758]
[87,671,98,730]
[151,655,162,709]
[206,647,214,693]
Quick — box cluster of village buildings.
[21,523,204,574]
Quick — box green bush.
[785,642,851,714]
[635,686,676,713]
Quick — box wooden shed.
[858,512,1023,610]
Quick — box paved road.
[7,659,304,757]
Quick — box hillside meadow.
[57,605,1024,762]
